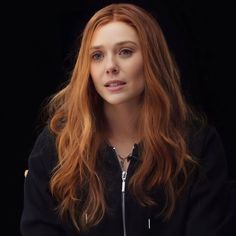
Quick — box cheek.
[90,64,103,83]
[90,64,96,81]
[90,64,101,85]
[127,55,143,73]
[130,58,144,80]
[132,59,145,90]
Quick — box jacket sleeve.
[20,127,66,236]
[186,126,236,236]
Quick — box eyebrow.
[90,40,138,51]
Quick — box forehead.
[90,21,140,47]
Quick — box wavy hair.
[48,3,198,232]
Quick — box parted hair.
[48,3,197,232]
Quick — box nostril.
[106,66,119,74]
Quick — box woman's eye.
[119,49,133,57]
[91,52,104,61]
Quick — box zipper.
[111,146,135,236]
[148,217,151,229]
[122,171,127,236]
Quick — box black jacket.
[20,125,236,236]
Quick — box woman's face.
[90,21,145,106]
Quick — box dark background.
[4,0,235,235]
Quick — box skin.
[90,21,145,169]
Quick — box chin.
[104,97,137,106]
[105,100,126,105]
[100,94,125,104]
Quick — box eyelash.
[91,48,134,61]
[91,52,103,61]
[119,48,133,56]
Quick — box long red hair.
[48,3,198,232]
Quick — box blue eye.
[91,52,104,61]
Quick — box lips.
[104,80,126,92]
[104,80,126,87]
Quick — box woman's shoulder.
[183,124,234,236]
[187,122,228,177]
[188,122,224,157]
[28,125,58,173]
[32,125,56,154]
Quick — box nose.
[106,56,119,75]
[106,66,119,74]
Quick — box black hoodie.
[20,125,236,236]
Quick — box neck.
[104,101,141,143]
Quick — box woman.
[21,3,233,236]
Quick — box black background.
[3,1,235,235]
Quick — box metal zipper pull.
[148,218,151,229]
[122,171,127,192]
[121,171,127,236]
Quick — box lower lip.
[105,84,126,92]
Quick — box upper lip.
[104,80,126,87]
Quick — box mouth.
[104,80,126,92]
[104,80,126,87]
